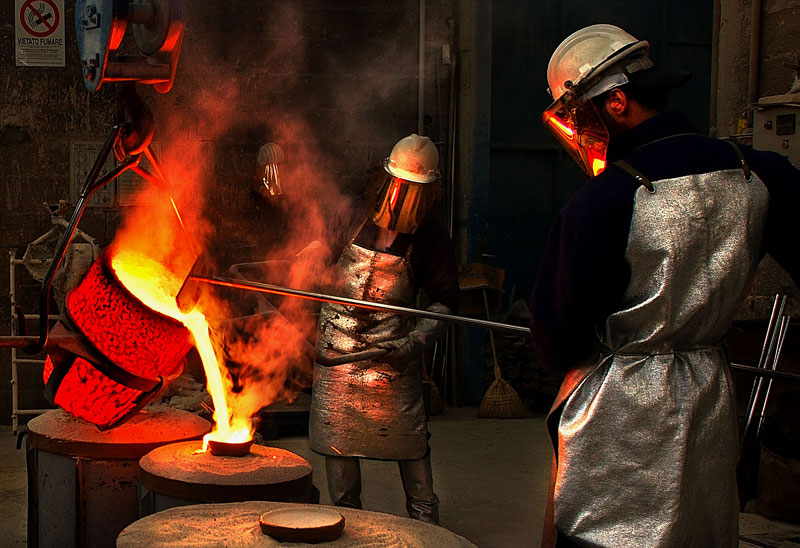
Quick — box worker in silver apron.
[310,134,458,524]
[529,24,800,547]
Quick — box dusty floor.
[2,406,800,547]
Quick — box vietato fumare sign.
[15,0,65,67]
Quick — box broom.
[422,337,446,415]
[417,296,445,415]
[478,289,525,418]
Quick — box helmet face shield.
[542,97,609,177]
[372,174,436,233]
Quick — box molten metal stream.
[111,250,251,450]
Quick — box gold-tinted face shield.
[542,97,609,177]
[371,174,437,233]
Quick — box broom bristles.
[478,377,525,419]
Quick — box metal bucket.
[756,436,800,523]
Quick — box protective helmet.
[547,24,651,103]
[372,134,441,233]
[254,142,285,197]
[542,24,653,177]
[383,134,440,183]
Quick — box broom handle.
[483,289,502,381]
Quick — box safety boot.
[398,456,440,524]
[325,455,363,509]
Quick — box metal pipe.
[186,274,532,336]
[743,295,787,438]
[0,335,82,348]
[418,0,426,134]
[186,275,800,378]
[744,294,785,433]
[746,0,762,121]
[10,250,19,434]
[755,315,790,439]
[709,0,721,136]
[730,363,800,382]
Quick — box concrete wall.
[716,0,800,137]
[716,0,800,319]
[0,1,456,426]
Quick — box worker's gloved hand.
[375,303,451,366]
[375,331,427,365]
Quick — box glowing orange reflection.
[548,115,575,140]
[591,158,606,176]
[388,181,401,208]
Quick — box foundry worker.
[309,134,459,524]
[528,24,800,548]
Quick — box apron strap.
[725,140,753,181]
[614,160,655,193]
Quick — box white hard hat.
[254,142,285,197]
[547,24,651,102]
[256,142,285,166]
[383,134,440,184]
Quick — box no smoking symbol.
[20,0,60,38]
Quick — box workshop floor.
[2,406,799,547]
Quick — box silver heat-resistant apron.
[549,167,769,547]
[309,240,427,460]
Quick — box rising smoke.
[113,2,424,423]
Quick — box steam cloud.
[112,3,421,425]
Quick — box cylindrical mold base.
[26,407,210,548]
[137,440,316,516]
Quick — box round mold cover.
[259,507,345,543]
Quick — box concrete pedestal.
[137,440,316,515]
[26,407,210,548]
[117,500,478,547]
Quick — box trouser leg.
[325,455,362,509]
[398,455,439,524]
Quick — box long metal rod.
[189,275,800,380]
[755,315,789,439]
[10,250,19,434]
[744,294,785,433]
[187,274,532,336]
[730,363,800,382]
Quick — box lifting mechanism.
[1,0,186,354]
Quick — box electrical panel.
[753,93,800,168]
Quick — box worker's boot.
[325,455,362,509]
[398,455,440,524]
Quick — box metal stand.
[8,251,55,435]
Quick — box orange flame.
[110,249,253,449]
[102,78,344,451]
[108,158,260,450]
